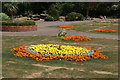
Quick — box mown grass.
[2,36,118,78]
[48,20,118,35]
[88,21,118,35]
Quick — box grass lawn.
[48,20,119,35]
[2,36,118,78]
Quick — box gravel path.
[1,20,119,40]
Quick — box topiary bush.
[0,13,10,20]
[1,21,35,26]
[45,15,57,21]
[66,12,85,21]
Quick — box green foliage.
[48,3,63,20]
[1,21,35,26]
[0,13,10,20]
[61,3,75,16]
[57,28,67,37]
[2,2,119,18]
[45,15,57,21]
[24,10,33,17]
[3,3,18,17]
[66,12,85,21]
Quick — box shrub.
[45,16,57,21]
[66,12,85,21]
[0,13,10,20]
[1,21,35,26]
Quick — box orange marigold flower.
[61,36,91,41]
[94,29,117,32]
[58,25,74,27]
[10,45,109,62]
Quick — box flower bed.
[1,21,35,26]
[61,36,91,41]
[10,44,109,61]
[94,29,117,32]
[58,25,74,28]
[1,25,37,32]
[99,21,111,23]
[0,21,37,32]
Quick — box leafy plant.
[0,13,10,20]
[57,28,67,37]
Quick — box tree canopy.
[2,2,120,18]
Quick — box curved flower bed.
[99,21,111,23]
[94,29,117,32]
[1,21,37,32]
[58,25,74,28]
[61,36,91,41]
[10,44,109,61]
[1,25,37,32]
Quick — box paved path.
[1,20,119,40]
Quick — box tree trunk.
[11,12,15,22]
[86,9,89,18]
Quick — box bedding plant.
[61,36,91,41]
[58,25,74,28]
[99,21,111,23]
[10,44,109,62]
[94,29,117,32]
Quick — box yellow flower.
[100,21,111,23]
[29,44,88,55]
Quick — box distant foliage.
[48,3,63,20]
[45,15,57,21]
[0,13,10,20]
[24,10,33,17]
[66,12,85,21]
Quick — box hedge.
[1,21,36,26]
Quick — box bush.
[1,21,35,26]
[66,12,85,21]
[45,16,57,21]
[0,13,10,20]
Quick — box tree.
[95,2,119,17]
[3,2,18,19]
[83,2,101,17]
[61,2,75,16]
[31,2,53,14]
[48,3,63,20]
[17,2,32,16]
[116,2,120,17]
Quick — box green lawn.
[48,21,119,35]
[2,36,118,78]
